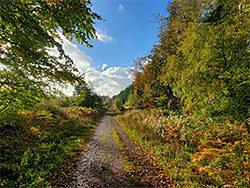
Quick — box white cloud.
[101,64,107,71]
[85,67,133,97]
[60,84,74,97]
[96,28,115,43]
[59,33,92,72]
[118,4,125,12]
[50,32,133,97]
[49,32,91,72]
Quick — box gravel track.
[68,109,135,188]
[68,109,173,188]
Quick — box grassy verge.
[112,120,175,187]
[115,109,250,187]
[111,125,140,185]
[0,99,106,187]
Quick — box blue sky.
[82,0,168,69]
[59,1,169,96]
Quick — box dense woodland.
[0,0,249,187]
[114,0,250,119]
[113,0,250,187]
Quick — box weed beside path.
[111,116,175,187]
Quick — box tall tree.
[158,0,249,116]
[132,0,249,117]
[0,0,101,115]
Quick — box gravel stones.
[68,111,133,188]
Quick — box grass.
[112,120,175,187]
[0,99,106,187]
[112,125,134,171]
[115,109,250,187]
[112,125,142,186]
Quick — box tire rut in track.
[68,110,134,188]
[68,109,173,187]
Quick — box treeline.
[113,1,250,186]
[114,0,250,120]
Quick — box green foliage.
[0,98,104,187]
[113,85,135,104]
[112,1,250,187]
[132,55,178,110]
[125,90,142,109]
[129,0,250,118]
[112,85,144,110]
[101,96,111,108]
[162,0,250,117]
[70,82,104,109]
[0,0,101,116]
[112,85,136,111]
[113,98,125,112]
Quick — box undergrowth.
[112,118,176,187]
[115,109,250,187]
[0,99,105,187]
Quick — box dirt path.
[68,109,174,188]
[68,109,135,188]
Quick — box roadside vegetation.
[113,0,250,187]
[1,85,107,187]
[115,109,249,187]
[1,0,249,187]
[0,1,107,187]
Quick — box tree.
[131,0,249,118]
[156,0,249,117]
[0,0,101,115]
[132,52,177,109]
[199,0,250,116]
[125,88,141,109]
[113,98,125,111]
[132,56,154,108]
[70,82,103,109]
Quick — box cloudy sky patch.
[118,4,125,12]
[50,32,92,72]
[85,67,133,97]
[56,32,132,97]
[96,28,115,43]
[101,64,108,71]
